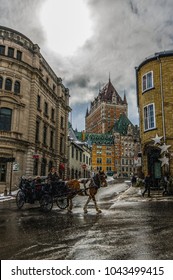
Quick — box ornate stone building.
[0,26,71,193]
[136,50,173,180]
[84,78,140,177]
[85,78,128,133]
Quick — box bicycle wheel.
[40,194,53,212]
[16,190,25,209]
[56,197,69,209]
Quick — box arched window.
[14,81,20,94]
[0,108,12,131]
[0,76,3,89]
[5,78,12,91]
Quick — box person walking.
[142,173,152,197]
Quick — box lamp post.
[9,160,13,195]
[9,151,15,195]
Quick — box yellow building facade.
[136,51,173,181]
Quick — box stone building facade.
[0,26,71,193]
[136,50,173,180]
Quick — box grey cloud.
[66,74,90,89]
[0,0,46,45]
[1,0,173,130]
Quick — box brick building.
[136,50,173,180]
[85,78,128,133]
[0,26,71,193]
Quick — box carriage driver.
[47,167,60,185]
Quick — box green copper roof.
[87,133,114,145]
[113,113,134,135]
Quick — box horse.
[66,171,107,214]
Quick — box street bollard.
[4,188,7,196]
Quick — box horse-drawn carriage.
[16,176,69,212]
[16,171,107,213]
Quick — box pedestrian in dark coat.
[142,173,152,197]
[48,167,60,184]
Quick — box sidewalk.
[119,183,173,201]
[0,190,17,202]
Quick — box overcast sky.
[1,0,173,131]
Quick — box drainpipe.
[157,56,166,142]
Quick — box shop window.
[0,163,6,182]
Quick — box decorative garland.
[151,134,171,167]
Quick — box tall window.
[43,125,47,145]
[97,158,102,164]
[5,78,12,91]
[144,103,155,131]
[44,101,48,115]
[0,45,5,55]
[8,47,14,58]
[0,76,3,89]
[50,130,54,149]
[60,135,64,154]
[35,120,40,142]
[14,81,20,94]
[72,145,74,158]
[60,116,64,129]
[33,159,39,176]
[16,50,22,61]
[51,108,55,121]
[0,108,12,131]
[37,95,41,110]
[142,71,153,92]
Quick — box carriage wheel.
[56,197,69,209]
[40,194,53,212]
[16,190,25,209]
